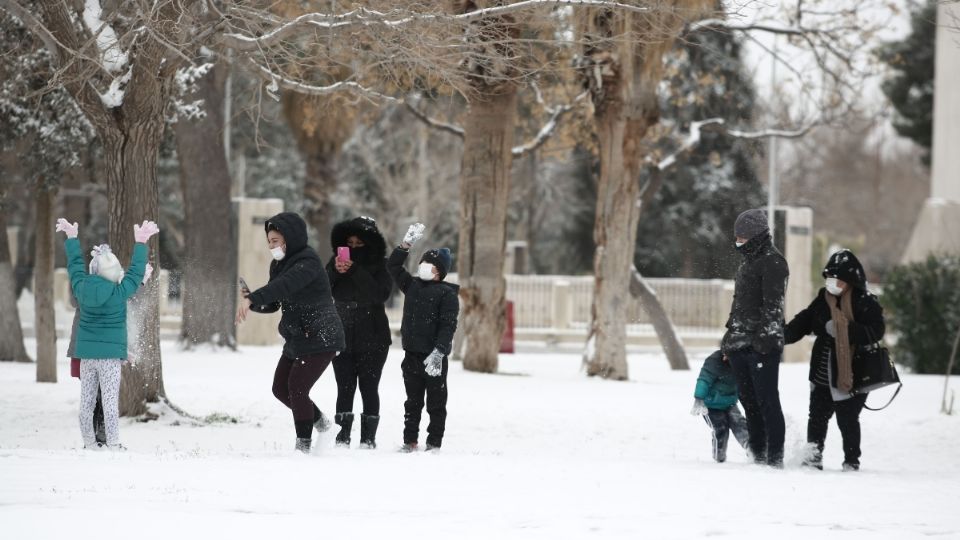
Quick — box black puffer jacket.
[247,212,345,358]
[721,232,790,355]
[325,217,393,353]
[784,250,885,388]
[386,246,459,355]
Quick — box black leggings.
[272,352,335,438]
[333,348,388,416]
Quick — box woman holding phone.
[236,212,345,453]
[326,216,393,449]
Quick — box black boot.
[335,413,354,447]
[313,409,332,435]
[295,438,312,454]
[359,415,380,449]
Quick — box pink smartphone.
[337,246,351,261]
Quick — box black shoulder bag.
[851,326,902,411]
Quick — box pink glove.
[142,263,154,284]
[55,218,79,239]
[133,220,159,243]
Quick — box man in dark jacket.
[326,216,393,448]
[785,250,885,470]
[721,208,789,467]
[386,223,459,452]
[238,211,346,453]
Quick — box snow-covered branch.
[402,90,588,157]
[221,0,654,51]
[404,102,465,137]
[246,59,401,104]
[81,0,128,73]
[652,117,818,174]
[512,91,588,158]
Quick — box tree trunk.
[630,266,689,370]
[101,124,166,416]
[458,88,518,373]
[174,62,237,349]
[282,93,353,259]
[34,186,58,382]
[0,212,31,363]
[585,99,640,380]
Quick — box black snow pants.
[402,350,448,447]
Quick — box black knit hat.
[734,208,769,240]
[421,248,453,280]
[822,249,867,290]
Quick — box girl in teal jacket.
[691,350,750,463]
[57,218,158,449]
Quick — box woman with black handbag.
[784,250,886,471]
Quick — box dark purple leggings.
[272,352,335,436]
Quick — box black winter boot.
[359,415,380,449]
[295,438,312,454]
[335,413,354,447]
[314,410,332,434]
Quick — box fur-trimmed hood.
[330,216,387,264]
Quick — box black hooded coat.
[325,217,393,353]
[247,212,345,358]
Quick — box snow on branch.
[82,0,128,73]
[222,0,654,51]
[404,102,465,137]
[512,91,589,158]
[246,59,401,104]
[402,89,588,157]
[653,118,818,172]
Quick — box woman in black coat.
[784,249,885,471]
[326,216,393,449]
[237,212,345,453]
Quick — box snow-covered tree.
[636,22,765,280]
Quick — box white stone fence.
[50,269,735,345]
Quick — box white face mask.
[417,263,436,281]
[270,246,286,261]
[825,277,843,296]
[735,241,746,248]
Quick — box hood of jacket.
[330,216,387,264]
[265,212,310,256]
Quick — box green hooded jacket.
[65,237,147,359]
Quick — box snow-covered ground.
[1,341,957,539]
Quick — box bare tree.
[0,208,30,363]
[34,185,57,382]
[173,59,238,349]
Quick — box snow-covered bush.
[883,255,960,375]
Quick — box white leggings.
[79,360,122,447]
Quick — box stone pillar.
[234,198,284,346]
[7,226,18,266]
[774,206,814,363]
[902,2,960,262]
[504,241,530,275]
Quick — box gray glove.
[402,223,426,247]
[825,320,836,338]
[690,398,707,416]
[424,348,444,377]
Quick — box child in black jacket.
[386,223,459,452]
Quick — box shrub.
[882,254,960,374]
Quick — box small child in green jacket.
[57,218,158,449]
[691,350,750,463]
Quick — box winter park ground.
[1,341,958,540]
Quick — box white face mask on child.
[418,263,436,281]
